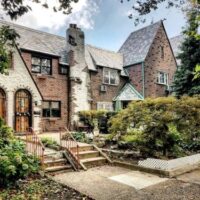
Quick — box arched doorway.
[15,89,32,132]
[0,88,6,121]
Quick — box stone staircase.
[71,143,111,170]
[43,149,73,174]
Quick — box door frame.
[0,88,6,122]
[14,89,32,132]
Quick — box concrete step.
[44,158,67,167]
[71,145,94,152]
[81,157,107,168]
[77,150,100,159]
[45,164,72,173]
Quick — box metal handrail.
[60,127,80,167]
[25,128,45,166]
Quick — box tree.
[173,9,200,96]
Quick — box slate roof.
[0,20,68,64]
[0,20,127,75]
[119,21,162,66]
[85,45,127,76]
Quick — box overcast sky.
[1,0,186,51]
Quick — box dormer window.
[103,68,119,85]
[32,56,52,75]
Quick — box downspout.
[141,62,145,98]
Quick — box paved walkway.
[52,166,200,200]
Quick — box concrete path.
[52,165,168,200]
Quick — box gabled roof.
[0,20,68,64]
[113,83,144,101]
[119,21,162,66]
[85,45,127,76]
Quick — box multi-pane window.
[103,68,119,85]
[157,71,168,85]
[59,64,68,75]
[42,101,61,118]
[32,56,51,75]
[97,102,113,111]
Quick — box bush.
[109,96,200,158]
[41,137,60,150]
[79,110,117,133]
[0,119,39,187]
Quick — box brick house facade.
[0,20,177,132]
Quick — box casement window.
[97,102,113,111]
[32,56,52,75]
[42,101,61,118]
[59,64,68,75]
[103,68,119,85]
[157,71,168,85]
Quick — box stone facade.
[0,46,42,132]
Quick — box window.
[97,102,113,111]
[103,68,119,85]
[157,71,168,85]
[59,64,68,75]
[160,46,164,59]
[42,101,61,118]
[32,56,51,75]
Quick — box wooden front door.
[15,89,32,132]
[0,89,6,121]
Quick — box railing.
[25,128,45,166]
[60,127,80,169]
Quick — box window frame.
[42,101,61,118]
[157,71,169,85]
[97,102,114,111]
[31,54,52,75]
[103,68,119,86]
[59,64,68,75]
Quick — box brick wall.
[125,63,143,96]
[144,24,177,98]
[90,67,128,110]
[21,51,69,132]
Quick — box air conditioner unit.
[100,85,107,92]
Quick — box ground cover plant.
[0,118,40,187]
[0,177,93,200]
[41,137,60,150]
[109,96,200,158]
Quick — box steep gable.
[119,21,162,66]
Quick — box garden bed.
[0,175,93,200]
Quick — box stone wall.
[21,51,69,132]
[0,47,42,132]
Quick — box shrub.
[0,119,39,187]
[41,137,60,150]
[79,110,117,133]
[109,96,200,157]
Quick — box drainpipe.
[141,62,145,98]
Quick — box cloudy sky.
[1,0,186,51]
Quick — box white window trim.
[103,68,119,86]
[157,71,169,85]
[97,102,114,111]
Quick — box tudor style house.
[0,20,177,133]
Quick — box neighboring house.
[0,20,177,133]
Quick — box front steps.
[71,143,110,170]
[43,150,73,174]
